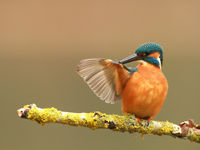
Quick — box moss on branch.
[17,104,200,143]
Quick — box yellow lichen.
[20,104,200,143]
[188,129,200,142]
[153,121,174,135]
[27,106,62,125]
[23,104,31,108]
[26,106,173,135]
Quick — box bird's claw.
[136,117,151,127]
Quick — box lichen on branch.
[17,104,200,143]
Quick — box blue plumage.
[144,57,160,67]
[136,43,163,64]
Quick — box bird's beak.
[119,53,144,64]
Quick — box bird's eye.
[138,53,147,56]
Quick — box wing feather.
[77,58,130,104]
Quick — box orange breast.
[121,63,168,119]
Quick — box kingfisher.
[77,43,168,123]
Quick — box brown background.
[1,0,200,150]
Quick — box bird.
[77,43,168,123]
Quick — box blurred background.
[1,0,200,149]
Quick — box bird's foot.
[136,116,151,126]
[136,117,142,125]
[144,117,151,124]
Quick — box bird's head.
[119,43,163,68]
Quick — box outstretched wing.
[77,58,130,104]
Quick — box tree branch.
[17,104,200,143]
